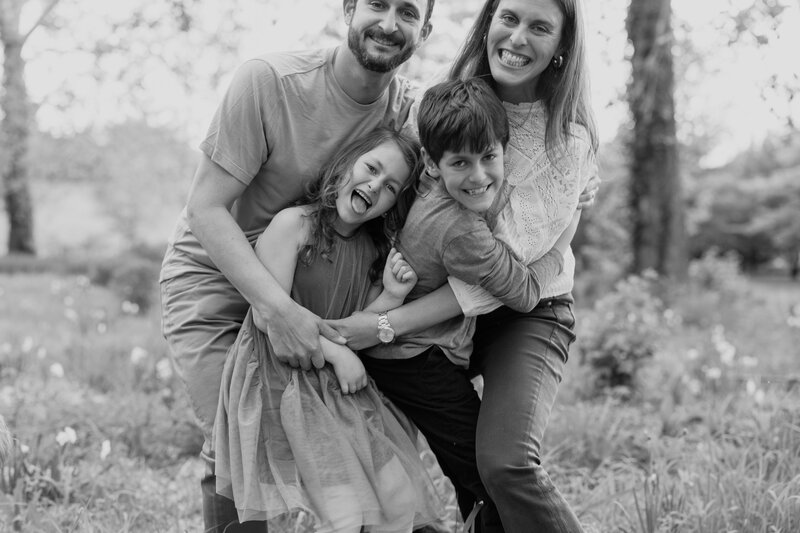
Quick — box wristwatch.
[377,312,396,344]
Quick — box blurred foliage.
[578,271,671,400]
[688,131,800,276]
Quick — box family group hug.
[159,0,600,531]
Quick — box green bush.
[90,246,163,312]
[578,271,669,399]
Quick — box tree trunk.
[626,0,686,278]
[1,0,36,254]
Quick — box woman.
[327,0,598,531]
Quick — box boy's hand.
[553,210,581,256]
[382,248,418,301]
[324,343,368,394]
[577,174,601,209]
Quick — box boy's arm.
[449,210,581,316]
[326,210,571,350]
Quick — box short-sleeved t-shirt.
[160,47,416,281]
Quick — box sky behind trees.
[14,0,800,166]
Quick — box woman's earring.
[552,55,564,70]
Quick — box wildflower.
[156,358,173,381]
[121,301,140,315]
[686,348,699,360]
[130,347,149,365]
[21,337,34,353]
[739,356,758,368]
[64,308,79,322]
[686,378,701,396]
[97,322,107,334]
[704,366,722,380]
[56,427,77,447]
[746,379,757,396]
[100,440,111,460]
[754,389,766,405]
[36,347,47,359]
[49,363,65,378]
[76,275,90,287]
[20,444,29,454]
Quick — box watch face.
[378,328,395,343]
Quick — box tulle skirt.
[214,313,448,532]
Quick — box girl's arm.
[363,248,418,313]
[187,156,343,371]
[252,207,368,393]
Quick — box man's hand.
[325,311,381,351]
[253,302,345,370]
[577,174,601,209]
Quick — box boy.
[361,78,578,530]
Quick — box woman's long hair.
[301,126,421,282]
[448,0,598,157]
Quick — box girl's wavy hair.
[447,0,598,158]
[301,126,422,282]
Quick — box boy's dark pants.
[364,296,583,533]
[362,346,505,533]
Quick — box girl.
[213,127,447,532]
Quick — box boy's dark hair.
[417,77,509,164]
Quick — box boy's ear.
[421,148,440,177]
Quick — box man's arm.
[186,156,342,370]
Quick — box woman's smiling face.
[486,0,564,103]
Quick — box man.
[159,1,432,531]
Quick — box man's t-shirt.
[160,47,415,281]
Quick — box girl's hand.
[382,248,418,301]
[324,343,368,394]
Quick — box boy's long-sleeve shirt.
[364,174,563,367]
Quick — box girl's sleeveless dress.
[214,229,447,532]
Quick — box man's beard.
[347,26,415,73]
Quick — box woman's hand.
[325,311,381,351]
[577,174,601,209]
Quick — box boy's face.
[424,141,505,213]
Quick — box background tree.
[626,0,687,278]
[0,0,59,254]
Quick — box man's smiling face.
[345,0,431,73]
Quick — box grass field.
[1,262,798,532]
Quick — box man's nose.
[379,10,398,33]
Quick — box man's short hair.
[417,77,509,164]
